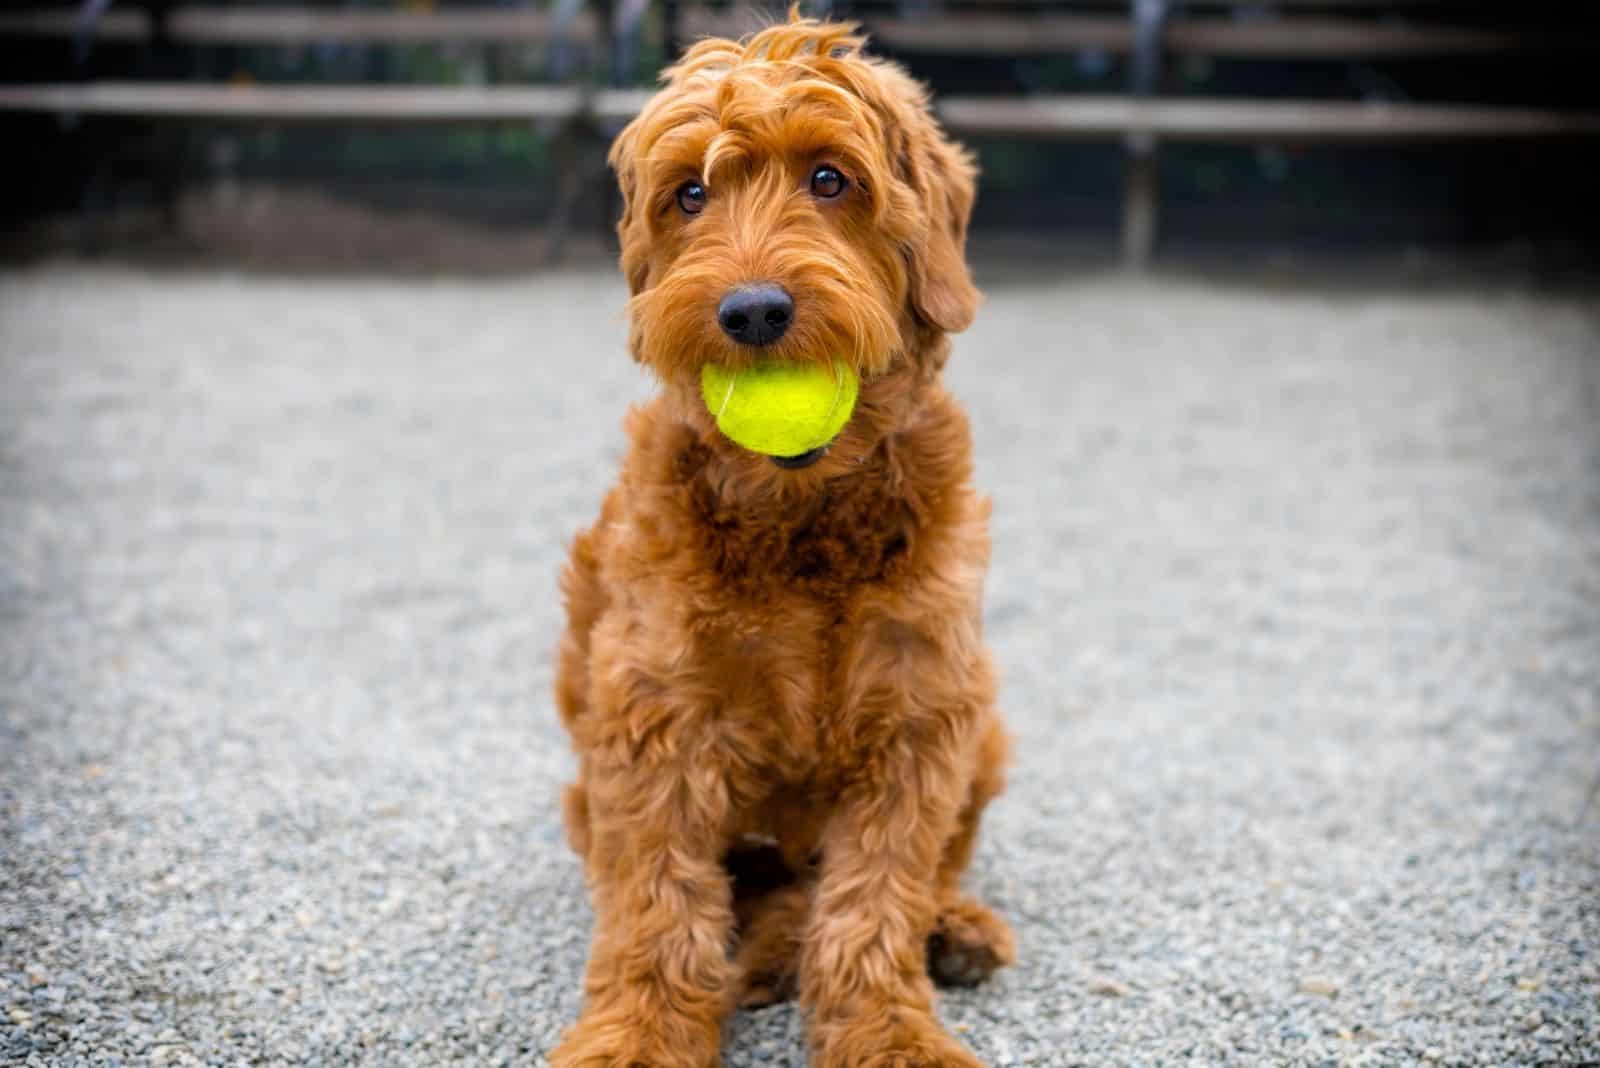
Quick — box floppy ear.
[900,120,981,334]
[607,120,651,296]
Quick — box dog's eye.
[810,166,847,199]
[676,180,706,215]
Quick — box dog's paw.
[549,1016,718,1068]
[927,895,1015,988]
[815,1010,985,1068]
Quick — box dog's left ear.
[900,123,981,334]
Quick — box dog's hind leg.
[927,712,1016,988]
[553,491,618,861]
[726,840,810,1008]
[727,716,1016,1000]
[554,492,616,731]
[725,717,1015,1003]
[734,880,812,1008]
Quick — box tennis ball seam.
[714,374,737,421]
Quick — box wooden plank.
[0,10,146,39]
[3,83,1597,144]
[0,83,585,122]
[0,8,599,44]
[870,14,1130,54]
[5,6,1586,58]
[936,96,1600,141]
[679,10,1133,52]
[592,88,655,125]
[1164,18,1588,56]
[167,8,598,44]
[680,10,1595,58]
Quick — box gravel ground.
[2,262,1597,1067]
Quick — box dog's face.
[609,18,978,397]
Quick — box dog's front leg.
[801,723,984,1068]
[550,748,735,1068]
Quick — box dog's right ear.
[608,120,651,296]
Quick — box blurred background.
[4,0,1600,270]
[5,4,1600,1066]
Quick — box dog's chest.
[689,586,849,777]
[691,572,975,805]
[674,462,985,791]
[695,481,916,600]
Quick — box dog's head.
[609,15,979,471]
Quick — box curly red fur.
[551,15,1013,1067]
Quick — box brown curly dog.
[552,15,1013,1068]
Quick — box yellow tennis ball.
[700,359,860,458]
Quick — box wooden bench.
[5,3,1599,265]
[1104,0,1598,264]
[678,1,1600,264]
[5,82,1592,141]
[0,3,632,257]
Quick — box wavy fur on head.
[552,14,1012,1068]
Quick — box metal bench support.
[1123,0,1167,269]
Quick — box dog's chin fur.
[551,16,1013,1068]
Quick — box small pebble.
[1298,976,1341,998]
[1088,976,1130,998]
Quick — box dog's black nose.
[718,284,793,347]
